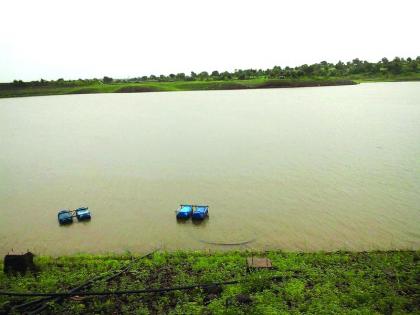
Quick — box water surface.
[1,82,419,255]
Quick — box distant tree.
[220,71,231,80]
[198,71,209,80]
[245,69,257,78]
[361,61,372,73]
[270,66,282,78]
[103,76,113,84]
[299,64,309,76]
[211,70,220,79]
[10,55,419,90]
[335,61,346,75]
[328,68,337,76]
[12,80,24,87]
[336,61,344,68]
[388,57,402,74]
[408,60,418,72]
[370,62,381,74]
[236,70,247,80]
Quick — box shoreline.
[1,75,419,99]
[1,250,418,313]
[0,79,357,99]
[1,77,420,99]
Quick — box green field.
[1,250,418,314]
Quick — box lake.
[0,82,419,255]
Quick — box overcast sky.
[1,0,419,82]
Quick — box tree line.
[6,56,420,87]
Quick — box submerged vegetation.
[1,56,419,98]
[1,250,418,314]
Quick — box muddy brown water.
[0,82,419,255]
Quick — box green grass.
[1,251,418,314]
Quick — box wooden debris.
[246,257,272,269]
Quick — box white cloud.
[0,0,419,81]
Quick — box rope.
[1,275,286,298]
[0,279,243,297]
[198,238,256,246]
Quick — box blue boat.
[75,207,91,221]
[192,205,209,220]
[176,205,193,219]
[58,209,73,225]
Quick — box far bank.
[0,78,358,98]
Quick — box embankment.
[0,79,357,98]
[1,250,418,314]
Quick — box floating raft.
[176,204,209,220]
[58,207,91,225]
[75,207,91,221]
[176,205,193,219]
[192,205,209,220]
[57,209,73,225]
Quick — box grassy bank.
[1,73,420,99]
[0,78,358,99]
[1,250,418,314]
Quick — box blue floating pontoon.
[176,205,193,219]
[58,206,91,225]
[192,205,209,220]
[75,207,91,221]
[58,209,73,225]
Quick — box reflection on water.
[0,82,419,255]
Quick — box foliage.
[103,76,113,84]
